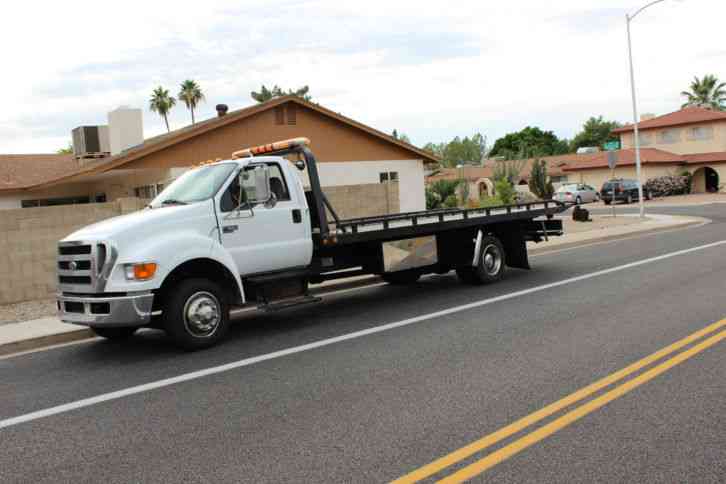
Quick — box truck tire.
[162,278,230,351]
[92,327,137,340]
[382,271,421,285]
[456,235,506,285]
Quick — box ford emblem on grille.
[68,261,78,271]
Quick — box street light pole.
[626,0,668,219]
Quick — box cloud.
[1,0,725,153]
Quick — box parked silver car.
[554,183,599,204]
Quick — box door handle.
[292,209,302,223]
[223,225,238,233]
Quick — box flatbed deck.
[330,200,568,245]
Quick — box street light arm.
[628,0,668,20]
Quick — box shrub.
[443,194,459,208]
[495,179,516,205]
[644,175,691,197]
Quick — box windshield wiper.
[160,199,188,206]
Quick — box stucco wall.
[0,199,145,304]
[620,121,726,154]
[0,182,400,304]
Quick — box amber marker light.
[125,263,158,281]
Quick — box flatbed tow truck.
[57,137,566,349]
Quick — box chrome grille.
[57,241,116,293]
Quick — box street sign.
[607,150,617,170]
[603,140,620,151]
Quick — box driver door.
[217,162,312,276]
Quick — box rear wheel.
[626,194,633,204]
[603,200,611,206]
[92,327,137,340]
[575,196,582,205]
[163,278,230,350]
[382,271,421,285]
[457,235,506,285]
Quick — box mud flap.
[497,224,530,270]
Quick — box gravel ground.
[0,298,56,326]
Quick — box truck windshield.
[150,163,237,207]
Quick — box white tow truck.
[57,138,566,350]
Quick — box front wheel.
[457,235,506,285]
[575,196,582,205]
[626,194,633,204]
[92,327,138,340]
[163,278,230,351]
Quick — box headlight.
[124,262,158,281]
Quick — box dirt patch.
[0,298,57,326]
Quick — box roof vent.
[216,104,229,117]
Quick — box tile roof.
[612,106,726,133]
[683,151,726,164]
[562,148,685,171]
[0,154,79,190]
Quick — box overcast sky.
[1,0,724,154]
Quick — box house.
[0,96,438,212]
[564,107,726,192]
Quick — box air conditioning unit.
[72,126,110,159]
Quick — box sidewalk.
[592,192,726,208]
[0,213,708,357]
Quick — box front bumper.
[57,292,154,328]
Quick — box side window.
[266,163,291,201]
[220,173,245,212]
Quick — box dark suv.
[601,179,651,205]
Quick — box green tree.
[528,159,554,200]
[392,129,411,144]
[570,116,622,151]
[681,74,726,110]
[149,86,176,132]
[251,85,311,103]
[489,127,569,159]
[178,80,205,124]
[57,142,73,154]
[423,133,488,167]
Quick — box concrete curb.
[0,327,95,357]
[0,215,706,357]
[529,216,707,255]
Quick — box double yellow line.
[393,319,726,483]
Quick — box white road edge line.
[2,239,725,430]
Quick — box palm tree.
[681,74,726,111]
[149,87,176,132]
[178,80,205,124]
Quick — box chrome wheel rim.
[183,291,221,338]
[482,244,502,276]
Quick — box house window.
[637,132,653,146]
[274,106,285,125]
[21,196,91,208]
[379,171,399,183]
[287,104,297,125]
[657,128,681,144]
[550,175,568,183]
[689,126,713,140]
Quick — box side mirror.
[240,166,271,205]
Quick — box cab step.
[259,295,322,312]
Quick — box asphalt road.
[1,203,725,483]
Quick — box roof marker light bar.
[232,137,311,159]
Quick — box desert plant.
[528,159,555,199]
[443,194,459,208]
[494,178,516,205]
[426,179,460,209]
[492,159,525,185]
[644,175,691,197]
